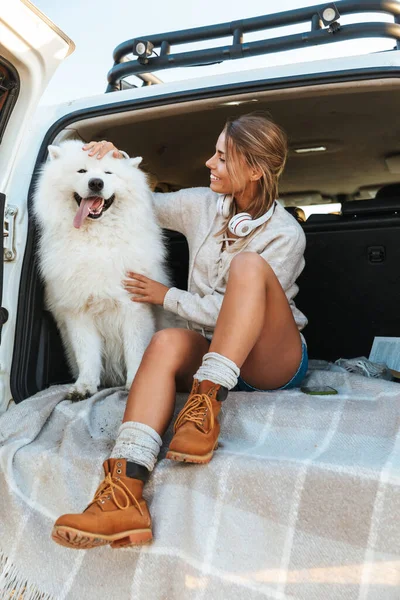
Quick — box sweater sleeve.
[151,187,213,236]
[163,286,223,329]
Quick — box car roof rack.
[106,0,400,92]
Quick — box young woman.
[51,113,308,550]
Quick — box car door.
[0,0,74,413]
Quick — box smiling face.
[205,131,231,195]
[42,141,145,230]
[205,130,259,207]
[72,167,116,228]
[46,143,118,228]
[207,115,288,225]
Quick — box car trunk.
[10,78,400,402]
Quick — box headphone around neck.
[216,195,276,237]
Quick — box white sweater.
[152,187,307,340]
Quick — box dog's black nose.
[88,178,104,192]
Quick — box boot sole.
[51,525,153,549]
[166,442,218,464]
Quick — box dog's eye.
[105,171,113,175]
[77,169,87,174]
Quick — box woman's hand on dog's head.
[82,140,124,160]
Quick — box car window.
[299,203,342,220]
[280,193,340,220]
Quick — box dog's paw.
[65,389,91,402]
[65,382,98,402]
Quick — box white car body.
[2,0,400,413]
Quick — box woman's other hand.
[82,140,124,159]
[123,272,170,306]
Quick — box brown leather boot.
[51,458,152,549]
[166,379,228,464]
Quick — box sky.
[33,0,395,107]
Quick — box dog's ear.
[129,157,143,168]
[47,145,61,161]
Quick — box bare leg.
[122,329,210,435]
[123,252,301,440]
[210,252,303,390]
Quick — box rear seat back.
[296,187,400,361]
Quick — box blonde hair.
[216,113,288,247]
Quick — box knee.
[230,252,272,280]
[146,328,189,360]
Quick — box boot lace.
[88,473,143,515]
[174,393,214,433]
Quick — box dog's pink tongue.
[73,198,97,229]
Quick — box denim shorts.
[233,341,308,392]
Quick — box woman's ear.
[250,167,263,182]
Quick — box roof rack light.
[106,0,400,92]
[133,40,154,63]
[318,3,341,27]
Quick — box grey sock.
[194,351,240,390]
[110,421,162,472]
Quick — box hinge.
[3,204,18,262]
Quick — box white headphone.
[216,195,276,237]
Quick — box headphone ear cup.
[228,212,253,237]
[227,202,276,238]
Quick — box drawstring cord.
[212,230,254,293]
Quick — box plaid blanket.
[0,365,399,599]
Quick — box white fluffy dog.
[33,140,170,400]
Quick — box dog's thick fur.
[33,140,170,400]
